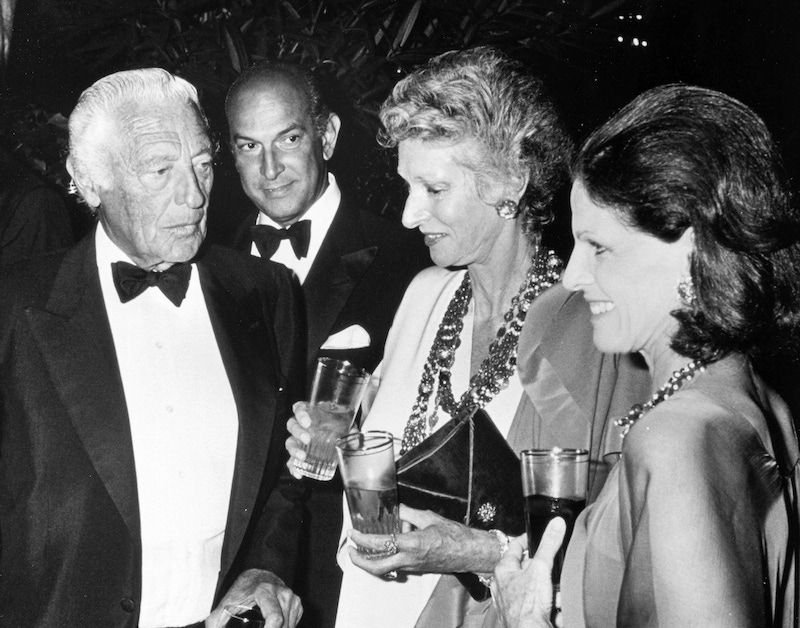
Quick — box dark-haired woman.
[495,83,800,627]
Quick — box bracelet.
[477,529,511,588]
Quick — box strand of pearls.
[616,360,707,437]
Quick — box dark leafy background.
[2,0,798,254]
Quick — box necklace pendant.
[428,410,439,430]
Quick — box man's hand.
[493,519,565,628]
[205,569,302,628]
[285,402,312,479]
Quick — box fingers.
[286,416,311,444]
[529,518,565,624]
[532,517,566,566]
[256,586,303,628]
[348,529,402,556]
[346,530,406,575]
[291,400,310,419]
[495,534,528,577]
[285,408,312,479]
[346,544,404,576]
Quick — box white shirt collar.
[252,172,341,283]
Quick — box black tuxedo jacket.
[219,194,431,380]
[0,232,306,627]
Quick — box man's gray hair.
[68,68,206,190]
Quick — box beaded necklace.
[399,251,563,454]
[616,359,707,437]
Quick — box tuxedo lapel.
[23,235,141,542]
[231,209,259,254]
[303,203,377,368]
[197,251,278,575]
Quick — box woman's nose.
[562,247,592,292]
[401,194,427,229]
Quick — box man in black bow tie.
[0,68,306,628]
[214,61,430,628]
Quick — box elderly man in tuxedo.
[0,68,305,628]
[213,61,430,628]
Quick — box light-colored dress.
[562,354,799,627]
[335,268,650,628]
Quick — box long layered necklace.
[616,359,707,437]
[399,250,563,454]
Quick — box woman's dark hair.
[379,46,573,241]
[574,83,800,361]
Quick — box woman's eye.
[426,186,444,196]
[590,241,607,255]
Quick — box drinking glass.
[293,358,369,481]
[520,448,589,586]
[336,430,401,558]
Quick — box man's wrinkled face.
[226,77,339,226]
[96,103,214,270]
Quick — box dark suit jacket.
[217,193,431,380]
[0,232,306,627]
[209,187,431,628]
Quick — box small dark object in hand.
[225,605,264,627]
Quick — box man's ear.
[66,157,102,209]
[321,113,341,161]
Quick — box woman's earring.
[676,276,697,307]
[68,179,78,196]
[495,199,519,220]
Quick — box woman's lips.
[422,233,445,247]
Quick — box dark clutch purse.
[395,406,525,601]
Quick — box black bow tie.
[250,220,311,259]
[112,261,193,307]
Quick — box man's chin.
[254,200,305,225]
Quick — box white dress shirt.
[251,172,341,284]
[95,226,239,627]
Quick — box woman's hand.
[347,505,506,576]
[285,402,312,479]
[493,518,566,628]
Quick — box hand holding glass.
[293,358,369,481]
[336,430,401,558]
[521,448,588,587]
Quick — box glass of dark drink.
[520,448,589,588]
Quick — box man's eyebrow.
[192,144,214,159]
[232,123,305,142]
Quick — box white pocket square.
[321,325,371,350]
